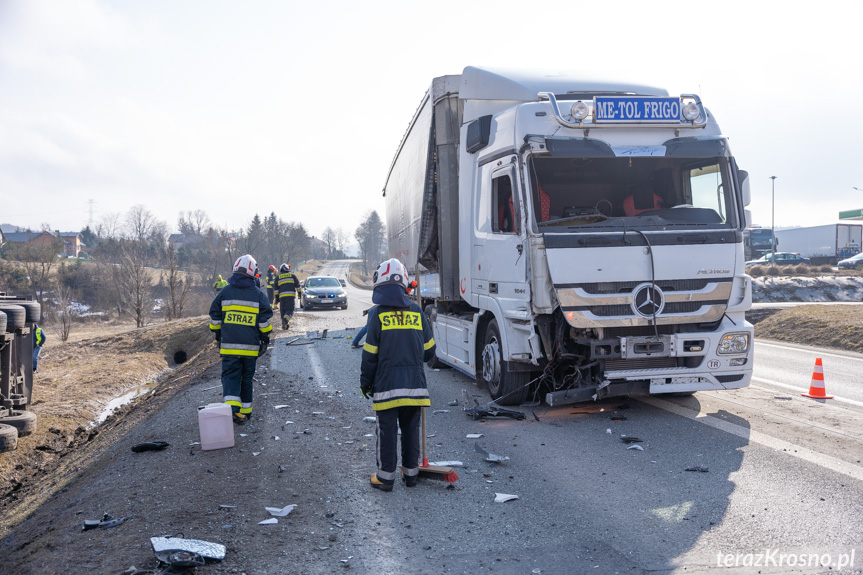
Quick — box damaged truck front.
[384,66,754,406]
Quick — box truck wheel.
[17,301,42,323]
[0,424,18,453]
[1,410,37,436]
[423,306,447,369]
[0,304,25,331]
[479,319,531,405]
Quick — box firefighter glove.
[259,335,270,355]
[214,330,221,342]
[361,381,373,399]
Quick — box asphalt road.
[280,262,863,574]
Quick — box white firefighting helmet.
[233,254,258,278]
[373,258,409,291]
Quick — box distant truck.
[743,226,777,260]
[0,293,41,452]
[773,224,862,265]
[383,66,754,406]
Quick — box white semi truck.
[774,224,862,264]
[383,67,754,406]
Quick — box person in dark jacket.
[266,265,277,305]
[275,263,300,330]
[209,254,273,424]
[360,258,435,491]
[32,322,46,372]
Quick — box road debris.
[266,504,297,517]
[685,466,709,473]
[150,537,226,561]
[131,441,169,453]
[82,513,126,531]
[474,442,510,463]
[363,416,377,422]
[494,493,518,503]
[466,433,484,439]
[428,461,464,467]
[627,444,644,451]
[620,436,643,444]
[433,409,450,414]
[462,390,526,420]
[258,518,278,525]
[609,415,627,421]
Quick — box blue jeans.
[353,324,368,347]
[33,346,43,372]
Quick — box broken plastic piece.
[150,537,226,561]
[620,436,643,444]
[82,513,126,530]
[627,444,644,451]
[363,416,377,422]
[428,460,464,467]
[466,433,483,439]
[131,441,169,453]
[258,518,278,525]
[474,442,510,463]
[433,409,450,414]
[266,504,297,517]
[494,493,518,503]
[685,466,709,472]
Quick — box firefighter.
[209,254,273,425]
[360,258,436,491]
[266,265,277,305]
[32,322,46,372]
[213,274,228,292]
[275,263,300,330]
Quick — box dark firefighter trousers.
[374,406,421,483]
[279,297,296,325]
[221,356,257,417]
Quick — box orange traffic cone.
[801,357,833,399]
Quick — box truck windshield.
[527,156,737,229]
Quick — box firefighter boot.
[370,474,393,492]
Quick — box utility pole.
[770,176,777,255]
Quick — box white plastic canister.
[198,403,235,450]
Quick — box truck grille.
[557,278,733,329]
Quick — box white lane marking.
[639,396,863,482]
[755,340,863,362]
[751,378,863,408]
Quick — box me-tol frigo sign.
[594,96,681,123]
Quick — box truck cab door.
[472,160,529,307]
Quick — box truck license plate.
[595,97,680,123]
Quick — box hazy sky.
[1,0,861,239]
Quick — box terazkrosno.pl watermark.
[716,549,856,570]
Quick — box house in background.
[59,232,85,257]
[3,230,85,258]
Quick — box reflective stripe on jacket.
[360,302,436,411]
[276,272,300,299]
[209,281,273,357]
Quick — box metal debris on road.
[475,442,510,463]
[462,390,526,420]
[494,493,518,503]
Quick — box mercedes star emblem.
[631,284,665,317]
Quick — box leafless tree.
[117,241,153,328]
[97,212,123,240]
[163,240,195,321]
[178,210,211,236]
[8,234,64,306]
[125,205,158,243]
[54,285,79,342]
[355,210,386,274]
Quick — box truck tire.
[0,304,25,331]
[479,319,531,405]
[0,424,18,453]
[423,306,447,369]
[0,311,6,334]
[1,410,37,436]
[17,300,42,323]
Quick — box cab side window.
[492,174,518,234]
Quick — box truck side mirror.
[744,209,752,228]
[739,170,751,206]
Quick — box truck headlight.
[717,332,750,354]
[570,101,589,121]
[682,101,700,121]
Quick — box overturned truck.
[384,66,754,406]
[0,293,41,452]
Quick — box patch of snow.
[752,276,863,303]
